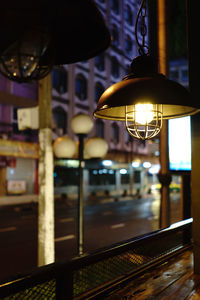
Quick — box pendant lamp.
[0,0,111,83]
[94,0,199,140]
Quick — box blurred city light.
[132,161,140,168]
[149,164,160,174]
[102,160,113,166]
[120,169,127,174]
[143,161,152,169]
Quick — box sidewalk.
[0,194,38,206]
[0,192,151,207]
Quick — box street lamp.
[53,114,108,256]
[53,136,76,158]
[71,114,109,256]
[71,113,94,256]
[85,137,108,159]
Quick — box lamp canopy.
[94,55,200,121]
[1,0,111,65]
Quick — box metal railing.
[0,218,192,299]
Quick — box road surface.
[0,193,181,281]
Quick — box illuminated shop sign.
[0,139,38,159]
[168,116,191,171]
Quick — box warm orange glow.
[134,104,154,124]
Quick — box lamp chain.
[135,0,149,55]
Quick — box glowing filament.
[134,104,154,124]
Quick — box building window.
[13,107,18,121]
[12,123,20,135]
[54,167,78,187]
[111,24,119,47]
[110,0,119,14]
[52,67,67,94]
[89,169,115,186]
[125,130,133,144]
[170,69,179,81]
[124,5,133,25]
[112,122,119,144]
[53,106,67,135]
[181,69,188,81]
[111,56,120,78]
[125,34,133,56]
[95,82,105,103]
[75,74,87,100]
[121,172,130,184]
[139,139,146,148]
[95,54,105,71]
[96,119,104,138]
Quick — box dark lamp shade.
[94,75,200,121]
[0,0,111,66]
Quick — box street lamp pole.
[71,114,94,256]
[77,134,85,256]
[56,114,108,257]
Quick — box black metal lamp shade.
[94,76,199,121]
[94,56,199,121]
[0,0,111,82]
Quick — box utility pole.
[38,74,55,266]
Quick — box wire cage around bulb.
[125,104,163,140]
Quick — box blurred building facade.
[0,76,38,197]
[52,0,159,197]
[169,58,188,88]
[0,0,160,199]
[51,0,154,159]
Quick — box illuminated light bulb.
[125,104,163,140]
[134,103,154,124]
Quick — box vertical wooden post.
[0,167,7,196]
[157,0,171,228]
[182,174,191,220]
[191,114,200,274]
[38,74,55,266]
[187,0,200,274]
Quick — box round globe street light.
[71,114,94,135]
[53,136,76,158]
[85,137,108,159]
[71,113,94,256]
[53,115,108,257]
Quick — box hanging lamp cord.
[135,0,149,55]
